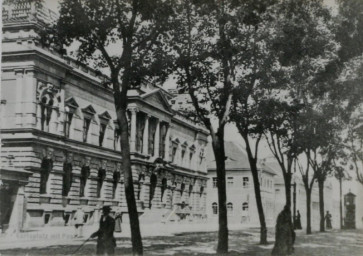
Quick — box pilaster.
[15,68,24,127]
[129,108,138,152]
[154,119,160,157]
[142,115,150,155]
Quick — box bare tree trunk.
[114,86,143,255]
[306,188,312,234]
[250,164,268,244]
[243,137,268,244]
[284,173,292,209]
[318,179,325,232]
[211,128,228,254]
[339,177,343,229]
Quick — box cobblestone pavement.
[0,228,362,255]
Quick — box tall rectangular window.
[99,123,107,147]
[181,148,186,163]
[114,128,121,150]
[243,177,249,188]
[189,152,193,168]
[83,118,91,142]
[171,146,177,163]
[64,112,73,138]
[148,119,156,155]
[212,177,217,188]
[159,123,167,158]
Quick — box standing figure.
[295,210,302,230]
[114,211,122,233]
[73,207,85,237]
[91,206,116,255]
[325,211,332,229]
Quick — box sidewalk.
[0,222,256,250]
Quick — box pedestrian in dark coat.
[325,211,332,229]
[272,205,295,256]
[295,210,302,230]
[91,206,116,255]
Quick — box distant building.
[1,2,209,233]
[206,141,277,226]
[270,162,337,230]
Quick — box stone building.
[0,2,208,232]
[206,141,277,226]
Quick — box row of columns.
[129,108,170,160]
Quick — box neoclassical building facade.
[0,2,208,231]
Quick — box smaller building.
[206,141,276,226]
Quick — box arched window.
[242,202,249,211]
[212,202,218,214]
[227,202,233,215]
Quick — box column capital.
[128,107,139,114]
[14,68,24,76]
[24,68,36,76]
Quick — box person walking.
[91,206,116,255]
[73,207,85,238]
[325,211,332,229]
[114,211,122,233]
[295,210,302,230]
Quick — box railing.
[2,1,58,24]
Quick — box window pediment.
[65,97,79,113]
[99,111,112,124]
[82,105,96,119]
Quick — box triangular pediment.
[99,111,112,120]
[141,89,174,113]
[82,105,96,115]
[65,97,79,109]
[172,137,180,144]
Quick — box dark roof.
[207,141,254,170]
[207,141,277,176]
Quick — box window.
[148,119,157,155]
[180,183,185,197]
[64,112,73,138]
[227,202,233,215]
[181,148,186,162]
[83,118,91,142]
[212,202,218,214]
[172,146,177,163]
[243,177,249,188]
[114,128,121,150]
[242,202,249,211]
[188,184,193,197]
[227,177,234,186]
[99,123,107,146]
[199,148,204,165]
[189,152,193,168]
[212,177,217,188]
[159,123,168,158]
[136,113,146,152]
